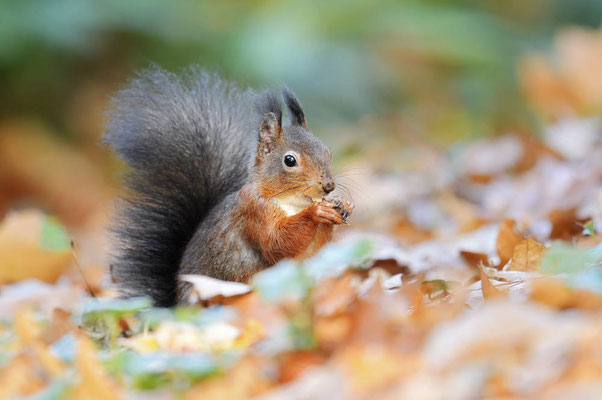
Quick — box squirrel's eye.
[283,154,297,167]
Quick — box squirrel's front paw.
[312,201,344,225]
[330,197,355,224]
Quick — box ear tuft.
[282,87,306,128]
[255,91,282,128]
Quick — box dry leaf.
[278,351,326,384]
[0,354,46,398]
[314,314,353,347]
[72,335,122,400]
[185,357,270,400]
[393,214,433,245]
[15,307,66,377]
[313,272,357,316]
[41,308,73,344]
[519,27,602,119]
[0,210,72,284]
[496,219,523,268]
[508,237,546,272]
[530,278,602,311]
[548,208,587,240]
[337,346,414,397]
[480,268,505,300]
[180,274,252,302]
[460,250,490,270]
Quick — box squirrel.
[104,66,354,306]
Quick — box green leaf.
[252,260,309,303]
[123,351,220,389]
[541,245,602,275]
[40,216,70,252]
[81,297,152,318]
[584,220,600,244]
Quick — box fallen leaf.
[0,279,82,319]
[185,357,270,400]
[548,208,587,240]
[0,210,72,284]
[460,250,490,270]
[313,272,357,316]
[123,321,241,352]
[181,274,252,302]
[496,219,523,268]
[393,214,433,245]
[314,314,353,347]
[508,237,546,272]
[530,277,602,311]
[72,335,122,400]
[15,307,66,377]
[0,354,46,398]
[41,308,73,344]
[336,346,414,397]
[480,268,505,300]
[278,350,326,383]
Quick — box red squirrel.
[104,66,354,305]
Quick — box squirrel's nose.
[322,180,336,194]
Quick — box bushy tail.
[104,66,255,306]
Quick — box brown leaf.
[440,191,485,233]
[314,314,353,347]
[460,250,490,270]
[514,133,562,173]
[0,210,72,284]
[519,28,602,120]
[496,219,523,268]
[313,272,357,316]
[508,237,546,272]
[336,346,416,397]
[393,214,433,245]
[549,208,587,240]
[15,307,66,377]
[72,335,122,400]
[480,268,505,300]
[185,357,270,400]
[278,351,326,384]
[0,354,46,398]
[531,277,602,311]
[40,308,73,344]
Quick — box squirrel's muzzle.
[322,180,336,194]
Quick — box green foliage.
[1,0,600,140]
[541,244,602,294]
[541,245,602,275]
[40,217,70,252]
[584,220,600,244]
[80,297,152,345]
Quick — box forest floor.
[1,114,601,399]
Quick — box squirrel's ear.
[282,87,307,129]
[258,112,282,155]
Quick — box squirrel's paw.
[313,201,344,225]
[329,197,355,224]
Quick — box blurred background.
[0,0,601,264]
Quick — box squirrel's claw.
[328,196,354,224]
